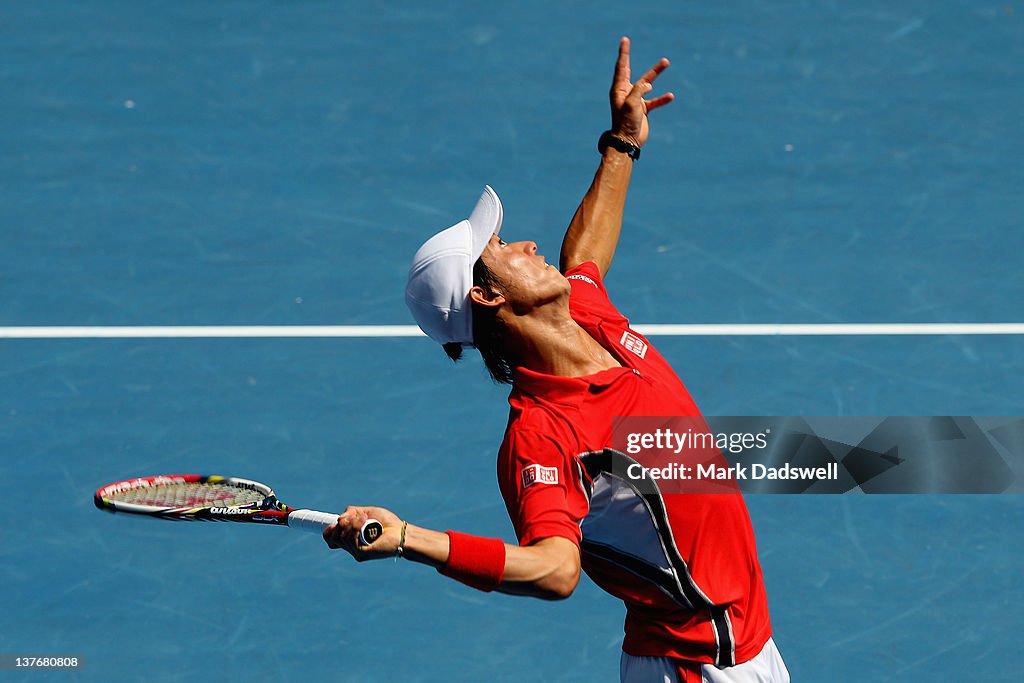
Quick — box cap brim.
[468,185,503,262]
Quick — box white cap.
[405,186,503,346]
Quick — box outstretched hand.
[609,37,674,148]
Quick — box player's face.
[478,234,569,311]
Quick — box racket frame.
[95,474,378,541]
[95,474,294,525]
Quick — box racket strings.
[110,482,265,508]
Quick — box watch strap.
[598,131,641,160]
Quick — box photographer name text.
[627,462,840,482]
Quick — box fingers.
[622,52,670,95]
[322,505,368,552]
[323,522,354,552]
[627,79,654,100]
[623,57,674,115]
[625,82,673,108]
[613,36,631,85]
[626,58,669,95]
[645,92,675,112]
[640,57,670,85]
[322,505,400,563]
[624,56,668,89]
[339,505,367,535]
[612,39,674,123]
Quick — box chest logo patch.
[521,464,559,489]
[619,330,648,359]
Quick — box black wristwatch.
[598,130,641,160]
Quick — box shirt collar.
[511,363,630,407]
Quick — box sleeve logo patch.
[521,464,559,489]
[567,273,599,288]
[619,330,648,359]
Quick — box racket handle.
[288,509,385,546]
[288,509,339,533]
[359,519,384,546]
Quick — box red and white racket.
[94,474,383,545]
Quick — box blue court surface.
[2,1,1022,681]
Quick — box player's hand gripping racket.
[94,474,383,545]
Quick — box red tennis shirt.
[496,261,772,667]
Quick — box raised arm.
[559,37,674,278]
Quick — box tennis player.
[324,37,789,682]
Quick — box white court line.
[1,323,1023,339]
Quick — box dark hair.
[443,257,515,384]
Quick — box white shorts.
[620,638,790,683]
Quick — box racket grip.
[288,510,385,546]
[287,509,340,533]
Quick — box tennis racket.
[94,474,383,545]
